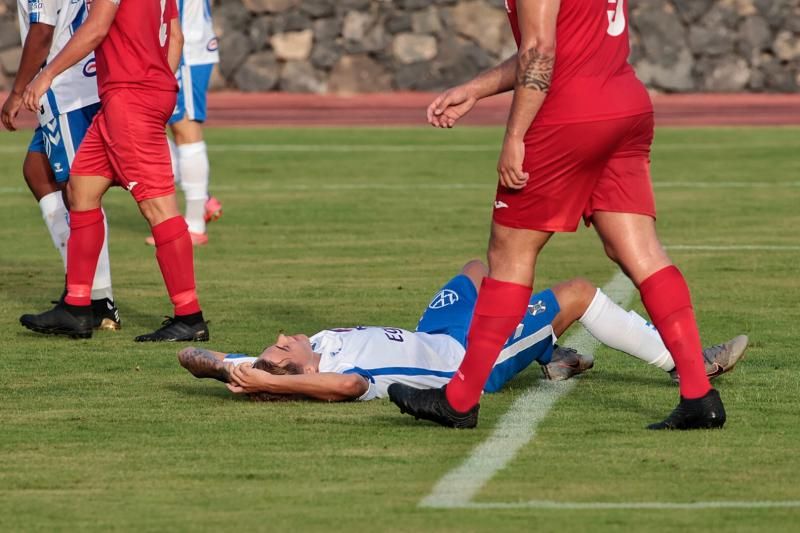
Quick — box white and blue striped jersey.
[311,327,467,401]
[17,0,99,120]
[179,0,219,66]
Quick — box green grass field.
[1,126,799,532]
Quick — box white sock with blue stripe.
[579,288,675,372]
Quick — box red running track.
[2,92,799,130]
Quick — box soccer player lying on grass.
[178,261,747,403]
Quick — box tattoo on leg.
[517,49,555,92]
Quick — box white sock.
[168,137,180,183]
[90,208,114,302]
[177,141,209,235]
[579,289,675,372]
[39,191,69,270]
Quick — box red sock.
[446,278,532,412]
[640,266,711,399]
[151,216,201,316]
[65,208,105,306]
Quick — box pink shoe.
[204,196,223,223]
[145,232,208,246]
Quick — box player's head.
[257,334,319,374]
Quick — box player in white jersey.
[177,261,748,403]
[145,0,221,246]
[1,0,120,329]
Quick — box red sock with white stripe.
[445,277,532,412]
[64,208,105,307]
[151,216,202,317]
[639,266,711,399]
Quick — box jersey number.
[159,0,168,47]
[607,0,626,37]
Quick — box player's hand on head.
[497,136,529,190]
[227,362,270,393]
[427,86,477,128]
[1,92,22,131]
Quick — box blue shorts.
[28,103,101,183]
[416,274,561,393]
[169,63,214,124]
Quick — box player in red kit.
[389,0,725,430]
[19,0,209,342]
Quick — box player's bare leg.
[171,117,219,243]
[592,211,725,430]
[134,193,209,342]
[389,223,552,428]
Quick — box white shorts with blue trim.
[169,63,214,124]
[416,274,561,393]
[28,103,101,183]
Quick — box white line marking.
[455,500,800,510]
[666,245,800,251]
[0,140,798,155]
[420,271,635,509]
[1,182,798,196]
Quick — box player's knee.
[553,278,596,310]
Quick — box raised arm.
[497,0,560,190]
[227,365,369,402]
[1,23,54,131]
[22,0,119,112]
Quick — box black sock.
[175,311,204,326]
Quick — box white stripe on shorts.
[182,64,195,121]
[58,113,76,165]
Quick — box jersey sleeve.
[167,0,179,20]
[28,0,57,26]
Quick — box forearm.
[168,19,183,73]
[504,47,554,139]
[40,21,107,83]
[12,27,53,95]
[260,373,366,402]
[464,55,518,100]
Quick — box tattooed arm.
[498,0,560,190]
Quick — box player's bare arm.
[167,17,184,73]
[227,365,369,402]
[22,0,119,113]
[1,23,54,131]
[498,0,560,190]
[427,55,518,129]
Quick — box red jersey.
[506,0,652,126]
[93,0,179,97]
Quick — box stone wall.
[1,0,799,93]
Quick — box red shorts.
[70,88,177,202]
[493,113,656,232]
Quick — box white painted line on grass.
[420,271,635,509]
[666,245,800,251]
[458,500,800,510]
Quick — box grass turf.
[1,126,799,532]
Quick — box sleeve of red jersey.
[168,0,179,20]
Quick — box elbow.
[342,375,367,399]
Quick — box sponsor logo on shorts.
[83,59,97,78]
[607,0,626,37]
[207,37,219,52]
[429,289,460,309]
[528,300,547,316]
[126,181,138,191]
[494,200,509,209]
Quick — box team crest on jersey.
[429,289,459,309]
[207,38,219,52]
[528,300,546,316]
[83,59,97,77]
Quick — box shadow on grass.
[167,382,241,401]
